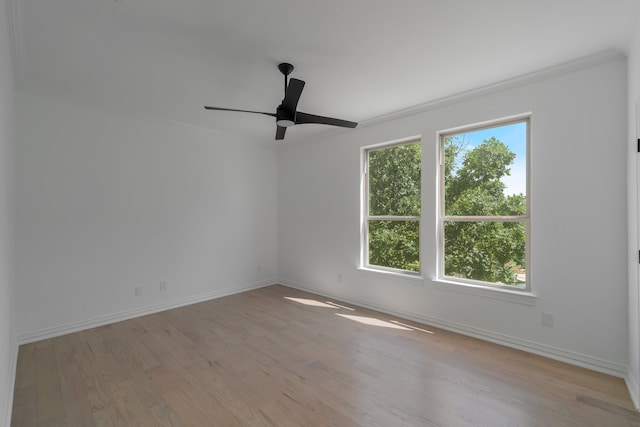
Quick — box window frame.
[437,114,531,291]
[361,136,422,277]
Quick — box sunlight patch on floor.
[285,296,433,333]
[324,301,355,311]
[284,297,339,308]
[390,320,434,334]
[336,314,412,330]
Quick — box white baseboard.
[626,370,640,411]
[16,280,276,345]
[279,278,627,378]
[2,341,18,427]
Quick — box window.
[439,117,529,289]
[363,139,421,274]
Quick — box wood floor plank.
[11,345,37,427]
[11,284,640,426]
[33,339,68,426]
[148,401,185,427]
[53,335,95,427]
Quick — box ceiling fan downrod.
[278,62,294,96]
[276,63,296,127]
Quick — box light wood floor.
[11,284,640,426]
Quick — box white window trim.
[433,278,537,305]
[361,136,422,278]
[436,113,531,293]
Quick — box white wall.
[627,21,640,408]
[14,91,278,340]
[0,0,16,424]
[279,56,628,375]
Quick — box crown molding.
[7,0,24,86]
[358,49,626,131]
[296,49,625,146]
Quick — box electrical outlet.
[160,281,167,291]
[541,312,554,327]
[135,286,143,296]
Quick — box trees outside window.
[361,116,528,290]
[440,118,529,288]
[364,141,421,273]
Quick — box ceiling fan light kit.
[205,63,357,140]
[276,118,295,127]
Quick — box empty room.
[2,0,640,425]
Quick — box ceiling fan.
[204,63,358,140]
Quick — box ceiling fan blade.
[282,78,305,113]
[295,112,358,128]
[275,125,287,140]
[205,64,357,139]
[204,106,276,118]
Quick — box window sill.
[358,267,424,284]
[433,278,537,306]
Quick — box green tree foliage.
[369,144,421,217]
[368,143,421,271]
[368,220,420,271]
[444,136,526,285]
[366,137,525,283]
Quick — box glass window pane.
[369,143,421,216]
[444,122,526,217]
[443,221,526,287]
[368,220,420,272]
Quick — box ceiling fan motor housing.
[276,104,295,127]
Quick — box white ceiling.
[10,0,640,142]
